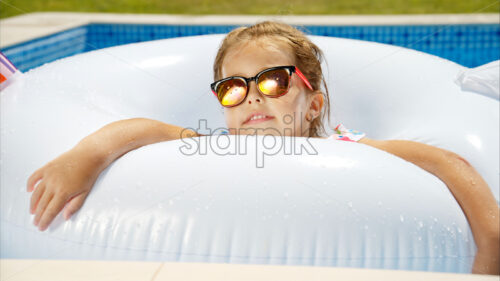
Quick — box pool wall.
[1,13,499,71]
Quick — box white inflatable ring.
[1,34,498,273]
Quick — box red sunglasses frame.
[210,65,313,108]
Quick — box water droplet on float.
[347,202,353,208]
[457,228,462,233]
[400,215,405,222]
[418,221,424,228]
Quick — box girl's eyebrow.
[226,73,244,77]
[226,65,281,78]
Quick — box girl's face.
[221,40,323,137]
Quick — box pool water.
[2,23,499,72]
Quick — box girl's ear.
[307,91,324,119]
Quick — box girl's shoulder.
[327,124,366,142]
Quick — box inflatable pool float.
[1,34,498,273]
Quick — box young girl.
[27,21,499,275]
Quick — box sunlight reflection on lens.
[222,86,246,106]
[259,79,278,95]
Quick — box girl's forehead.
[222,40,295,77]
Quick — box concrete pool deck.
[0,12,498,48]
[1,259,498,281]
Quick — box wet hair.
[213,21,332,138]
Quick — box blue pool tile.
[2,23,499,72]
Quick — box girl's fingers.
[27,168,44,192]
[38,195,67,231]
[63,192,88,220]
[30,182,46,214]
[33,191,53,227]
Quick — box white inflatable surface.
[1,34,498,273]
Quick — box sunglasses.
[211,65,313,108]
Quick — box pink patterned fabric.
[327,124,366,142]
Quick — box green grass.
[1,0,498,19]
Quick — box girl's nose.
[247,81,263,104]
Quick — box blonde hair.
[213,21,332,138]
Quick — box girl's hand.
[26,147,104,231]
[25,118,199,232]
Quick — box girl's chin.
[229,127,296,136]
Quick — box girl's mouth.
[244,116,275,125]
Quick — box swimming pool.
[2,23,499,72]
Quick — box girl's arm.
[359,137,500,275]
[75,118,199,168]
[27,118,200,231]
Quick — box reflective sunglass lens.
[258,69,290,96]
[217,78,247,107]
